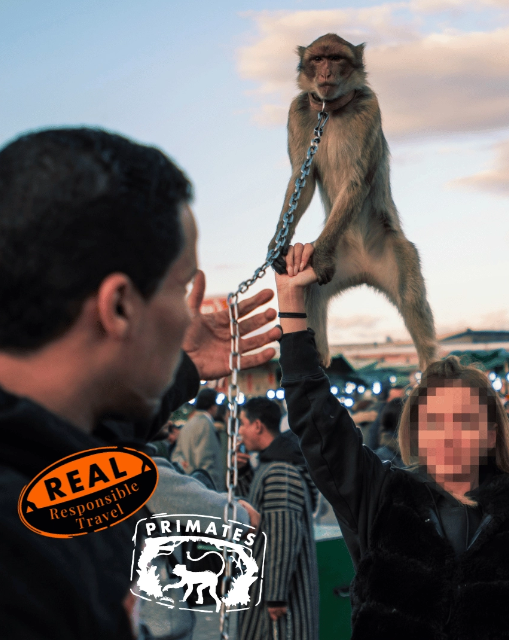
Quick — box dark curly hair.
[0,128,192,351]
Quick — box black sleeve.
[149,352,201,433]
[95,351,201,444]
[366,409,383,450]
[279,329,391,558]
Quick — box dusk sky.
[1,0,508,345]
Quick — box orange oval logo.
[18,447,159,538]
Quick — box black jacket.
[280,330,509,640]
[0,351,199,640]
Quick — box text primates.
[131,513,266,613]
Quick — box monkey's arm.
[268,168,316,275]
[312,172,369,284]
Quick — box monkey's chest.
[313,138,353,187]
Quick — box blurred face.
[417,384,495,480]
[167,426,179,445]
[239,410,260,452]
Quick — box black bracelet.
[278,312,307,318]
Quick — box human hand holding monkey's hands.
[182,270,281,380]
[274,243,317,334]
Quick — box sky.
[1,0,508,345]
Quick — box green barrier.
[315,525,355,640]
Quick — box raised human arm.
[275,247,390,551]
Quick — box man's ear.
[95,273,140,339]
[254,419,264,434]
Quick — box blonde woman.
[275,242,509,640]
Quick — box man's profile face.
[121,203,198,419]
[417,383,494,480]
[239,410,260,452]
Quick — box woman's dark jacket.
[0,352,199,640]
[280,330,509,640]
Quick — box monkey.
[162,550,224,612]
[268,33,438,371]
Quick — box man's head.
[239,397,281,452]
[399,356,509,479]
[0,128,198,427]
[388,385,405,402]
[195,389,218,417]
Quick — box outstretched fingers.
[239,347,277,371]
[238,308,277,337]
[239,324,282,354]
[235,288,275,319]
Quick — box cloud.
[410,0,509,13]
[237,6,509,137]
[448,139,509,195]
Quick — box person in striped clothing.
[235,397,319,640]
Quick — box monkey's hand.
[268,242,289,275]
[311,244,336,285]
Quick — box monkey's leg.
[181,584,194,602]
[305,240,367,367]
[312,182,369,285]
[196,584,205,605]
[210,586,222,612]
[368,235,438,371]
[269,170,316,274]
[163,578,185,590]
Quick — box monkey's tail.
[186,550,225,576]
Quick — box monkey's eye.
[313,56,322,62]
[330,55,342,61]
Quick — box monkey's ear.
[296,45,306,59]
[356,42,366,60]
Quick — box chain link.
[219,105,329,639]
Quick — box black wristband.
[278,312,307,318]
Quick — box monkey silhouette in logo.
[268,33,437,370]
[163,550,224,612]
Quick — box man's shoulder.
[257,460,304,483]
[185,411,213,430]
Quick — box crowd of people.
[1,127,509,640]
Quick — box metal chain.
[219,105,329,639]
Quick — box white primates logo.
[131,514,267,613]
[163,551,224,611]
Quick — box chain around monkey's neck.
[309,90,356,112]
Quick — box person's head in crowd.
[0,128,197,432]
[353,399,374,413]
[387,385,405,402]
[214,403,228,425]
[380,398,404,436]
[151,420,180,444]
[399,355,509,501]
[194,388,218,418]
[239,397,281,452]
[167,421,181,446]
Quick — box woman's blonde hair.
[399,355,509,476]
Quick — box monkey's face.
[297,34,366,101]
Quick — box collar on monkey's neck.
[309,90,356,112]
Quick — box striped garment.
[236,460,319,640]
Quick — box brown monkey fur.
[268,33,438,370]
